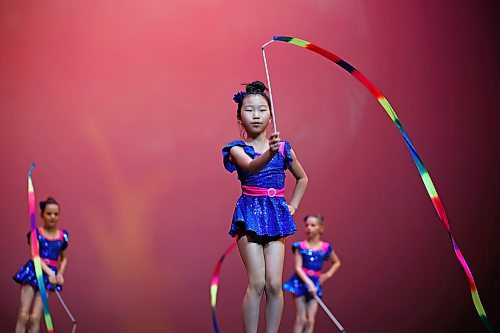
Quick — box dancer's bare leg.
[263,238,285,333]
[238,235,266,333]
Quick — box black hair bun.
[245,81,268,95]
[40,197,59,212]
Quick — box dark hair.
[235,81,272,119]
[40,197,60,213]
[304,214,324,226]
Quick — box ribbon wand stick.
[314,294,346,332]
[261,40,278,134]
[55,290,77,333]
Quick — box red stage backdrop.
[1,1,498,332]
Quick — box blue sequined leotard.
[283,241,333,299]
[222,140,296,238]
[13,228,69,291]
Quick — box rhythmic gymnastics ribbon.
[210,240,238,333]
[28,163,55,333]
[261,36,493,332]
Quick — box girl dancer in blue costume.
[283,214,341,333]
[13,197,69,333]
[222,81,308,333]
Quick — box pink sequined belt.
[242,185,285,197]
[42,258,58,267]
[302,268,321,277]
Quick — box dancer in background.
[13,197,69,333]
[222,81,308,333]
[283,214,341,333]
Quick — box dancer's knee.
[305,317,315,329]
[248,279,266,296]
[29,313,41,327]
[17,311,29,325]
[265,279,282,295]
[295,313,307,327]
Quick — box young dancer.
[222,81,308,333]
[283,214,341,333]
[13,197,69,333]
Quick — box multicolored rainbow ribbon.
[210,240,237,333]
[28,163,55,333]
[263,36,493,332]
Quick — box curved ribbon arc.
[266,36,493,332]
[210,240,238,333]
[28,163,55,332]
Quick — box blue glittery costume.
[283,241,333,299]
[13,228,69,291]
[222,140,296,238]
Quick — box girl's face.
[304,216,323,238]
[238,94,271,136]
[41,204,60,228]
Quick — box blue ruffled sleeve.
[222,140,255,172]
[324,243,333,260]
[291,241,301,253]
[62,230,69,251]
[283,141,294,170]
[26,229,39,244]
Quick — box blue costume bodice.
[223,140,293,189]
[295,241,333,272]
[13,228,69,291]
[33,228,69,262]
[222,140,296,238]
[283,241,333,299]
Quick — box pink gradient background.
[1,0,498,332]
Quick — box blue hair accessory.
[232,91,246,104]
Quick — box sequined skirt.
[13,260,62,291]
[283,273,323,300]
[228,194,296,238]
